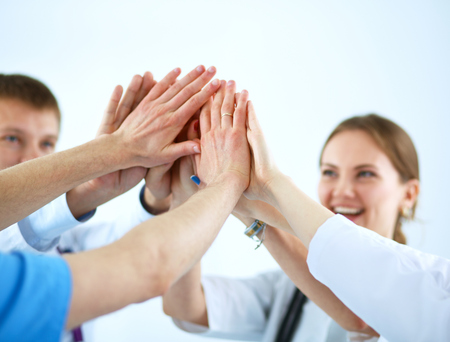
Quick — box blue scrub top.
[0,252,72,342]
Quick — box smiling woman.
[318,114,420,244]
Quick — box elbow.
[341,318,378,336]
[138,247,177,301]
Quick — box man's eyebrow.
[0,128,25,134]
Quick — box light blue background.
[1,1,449,341]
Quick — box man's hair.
[0,74,61,124]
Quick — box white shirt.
[0,192,154,342]
[174,270,378,342]
[308,214,450,342]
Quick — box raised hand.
[142,110,201,213]
[115,65,220,169]
[193,80,250,191]
[66,74,154,218]
[242,101,281,203]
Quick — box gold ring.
[221,113,233,118]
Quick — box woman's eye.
[322,169,337,177]
[358,170,376,178]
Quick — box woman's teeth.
[333,206,363,215]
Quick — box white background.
[1,1,450,341]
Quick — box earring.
[401,206,412,219]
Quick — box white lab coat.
[308,214,450,342]
[0,192,153,342]
[174,270,379,342]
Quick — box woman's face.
[318,129,409,239]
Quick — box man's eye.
[4,136,19,143]
[42,141,55,148]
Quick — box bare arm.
[0,66,220,229]
[162,81,250,327]
[237,102,377,335]
[64,79,251,329]
[0,135,123,229]
[64,178,242,329]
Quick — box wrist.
[262,172,291,207]
[141,186,171,215]
[208,171,248,194]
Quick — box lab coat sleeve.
[173,271,281,341]
[17,194,84,252]
[307,214,450,342]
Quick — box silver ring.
[221,113,233,118]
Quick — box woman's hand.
[243,101,281,203]
[193,80,250,192]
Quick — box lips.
[332,206,364,216]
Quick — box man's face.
[0,98,60,170]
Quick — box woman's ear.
[400,179,420,212]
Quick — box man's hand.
[115,65,220,169]
[66,73,154,218]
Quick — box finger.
[210,80,226,129]
[162,141,201,164]
[247,101,261,131]
[146,67,181,101]
[234,92,241,105]
[199,97,212,135]
[175,78,220,128]
[157,65,206,103]
[220,80,236,128]
[187,118,200,140]
[97,85,123,136]
[131,71,155,111]
[233,89,249,130]
[167,66,217,110]
[115,74,143,129]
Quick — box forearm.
[264,174,334,248]
[162,263,208,326]
[142,187,171,215]
[64,176,243,328]
[0,135,124,230]
[263,225,377,335]
[234,197,294,235]
[65,183,114,219]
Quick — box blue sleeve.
[0,252,72,342]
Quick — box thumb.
[163,140,201,163]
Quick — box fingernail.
[242,89,248,95]
[208,66,216,73]
[173,67,181,73]
[193,145,201,153]
[212,79,219,86]
[190,175,201,185]
[194,120,199,131]
[197,65,205,72]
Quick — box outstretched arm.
[65,72,155,218]
[64,80,251,329]
[235,102,378,335]
[0,66,220,229]
[162,81,250,327]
